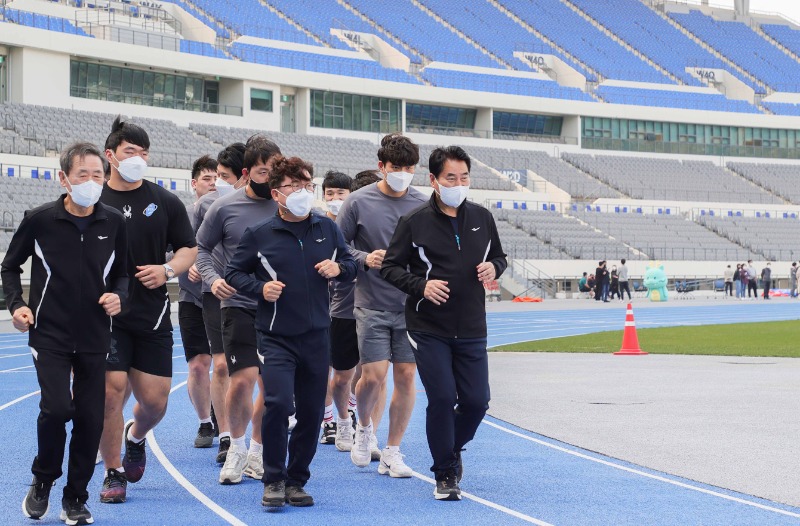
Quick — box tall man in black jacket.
[2,142,128,525]
[381,146,507,501]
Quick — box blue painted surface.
[1,301,799,525]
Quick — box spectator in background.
[746,260,758,299]
[761,263,772,300]
[733,263,742,299]
[586,273,596,299]
[738,263,749,301]
[723,264,734,297]
[618,259,631,301]
[790,262,797,298]
[578,272,592,299]
[595,261,609,302]
[609,265,620,300]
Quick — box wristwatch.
[163,264,175,280]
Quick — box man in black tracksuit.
[225,156,357,508]
[381,146,507,501]
[1,143,128,524]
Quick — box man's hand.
[365,249,386,270]
[424,280,449,305]
[188,265,202,283]
[135,265,167,289]
[262,281,285,302]
[12,306,34,333]
[99,293,122,317]
[211,278,237,300]
[315,259,341,279]
[476,262,496,283]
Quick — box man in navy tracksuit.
[2,142,128,525]
[381,146,507,501]
[225,156,357,508]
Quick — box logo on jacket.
[143,203,158,217]
[315,237,326,243]
[122,205,132,219]
[471,227,481,231]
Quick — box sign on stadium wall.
[500,169,527,186]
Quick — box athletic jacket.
[225,213,357,337]
[1,195,129,353]
[380,195,507,339]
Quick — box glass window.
[310,90,400,133]
[250,88,273,112]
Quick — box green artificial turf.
[491,321,800,357]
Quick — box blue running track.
[1,301,799,525]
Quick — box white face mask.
[113,153,148,183]
[65,178,104,208]
[280,189,315,217]
[326,199,344,216]
[436,182,469,208]
[215,179,235,197]
[386,171,414,192]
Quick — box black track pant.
[32,348,106,502]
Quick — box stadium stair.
[561,0,682,85]
[256,0,331,47]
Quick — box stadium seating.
[416,0,595,79]
[575,209,754,261]
[501,0,672,83]
[595,85,760,113]
[563,153,782,204]
[727,162,800,203]
[163,0,231,39]
[762,101,800,116]
[188,0,315,44]
[179,39,228,59]
[343,0,499,67]
[1,8,91,37]
[669,10,800,93]
[421,69,593,101]
[697,214,800,261]
[230,43,420,83]
[761,23,800,59]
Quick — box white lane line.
[0,344,32,350]
[0,390,40,411]
[0,353,30,359]
[482,420,800,519]
[410,471,552,525]
[147,381,247,526]
[0,365,34,373]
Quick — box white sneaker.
[335,418,355,452]
[95,450,102,465]
[219,447,247,484]
[243,451,263,480]
[378,448,413,478]
[288,414,297,432]
[350,423,372,467]
[369,432,381,461]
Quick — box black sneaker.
[22,475,52,519]
[319,421,336,444]
[454,449,464,483]
[285,485,314,507]
[98,469,127,504]
[261,480,285,508]
[434,472,461,501]
[121,421,146,483]
[210,404,219,438]
[216,436,231,465]
[194,422,215,448]
[60,498,94,525]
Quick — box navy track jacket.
[1,195,129,353]
[381,195,507,339]
[225,212,357,337]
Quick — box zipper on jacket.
[455,234,461,251]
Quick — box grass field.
[491,320,800,357]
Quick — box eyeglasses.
[278,182,316,192]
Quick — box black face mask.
[249,179,273,200]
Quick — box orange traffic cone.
[614,303,647,355]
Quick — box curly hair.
[268,156,314,189]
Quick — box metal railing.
[510,258,558,299]
[69,86,243,116]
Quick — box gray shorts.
[354,307,415,364]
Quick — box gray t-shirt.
[618,264,629,282]
[193,191,221,294]
[178,201,203,307]
[336,182,427,312]
[330,278,355,319]
[196,188,278,309]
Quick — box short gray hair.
[59,142,105,175]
